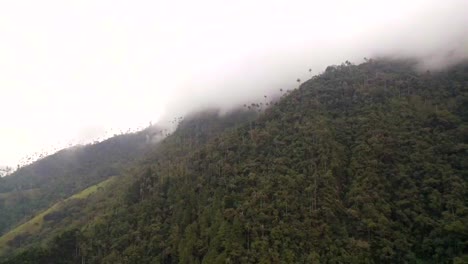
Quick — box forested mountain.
[0,58,467,263]
[0,110,257,257]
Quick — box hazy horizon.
[1,0,467,169]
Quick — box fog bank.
[0,0,467,168]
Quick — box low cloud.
[0,0,467,167]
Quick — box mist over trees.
[0,58,466,263]
[2,0,468,170]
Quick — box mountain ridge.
[1,58,467,263]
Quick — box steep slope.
[2,59,467,264]
[0,177,117,254]
[0,127,161,235]
[0,109,258,261]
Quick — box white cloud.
[0,0,467,167]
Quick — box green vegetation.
[1,58,467,263]
[0,202,62,252]
[69,177,116,199]
[0,177,117,255]
[0,130,153,236]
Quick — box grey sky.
[1,0,467,168]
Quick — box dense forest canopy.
[0,58,467,263]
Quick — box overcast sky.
[1,0,467,168]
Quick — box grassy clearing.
[0,177,116,253]
[69,178,115,199]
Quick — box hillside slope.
[1,59,467,264]
[0,177,117,254]
[0,109,258,260]
[0,127,161,235]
